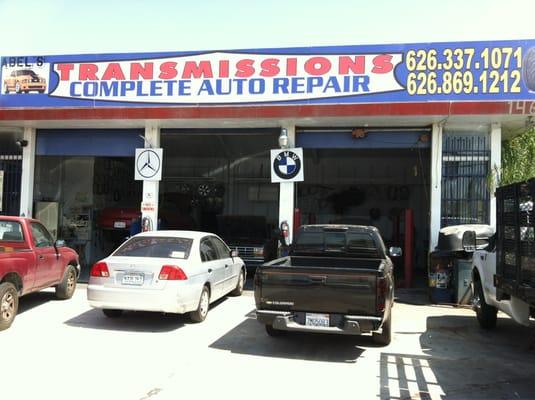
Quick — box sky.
[1,0,535,56]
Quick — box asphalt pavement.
[1,281,534,400]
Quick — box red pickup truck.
[0,216,79,331]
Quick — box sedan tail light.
[90,261,110,277]
[159,265,187,281]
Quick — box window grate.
[441,134,490,227]
[0,146,22,216]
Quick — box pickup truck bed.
[256,256,382,316]
[254,225,396,345]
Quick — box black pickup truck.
[254,224,400,345]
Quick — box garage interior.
[32,128,282,280]
[30,126,431,284]
[160,129,281,266]
[34,155,142,280]
[296,128,431,284]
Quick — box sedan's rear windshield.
[113,237,193,259]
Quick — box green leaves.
[500,127,535,185]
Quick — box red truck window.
[30,223,53,247]
[0,221,24,242]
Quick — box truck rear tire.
[265,324,285,337]
[372,311,392,346]
[473,279,497,329]
[55,265,77,300]
[0,282,18,331]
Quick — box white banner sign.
[49,52,403,104]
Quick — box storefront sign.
[1,40,535,107]
[134,148,162,181]
[0,170,3,211]
[271,148,304,183]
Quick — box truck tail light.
[377,276,387,312]
[159,265,187,281]
[90,261,110,278]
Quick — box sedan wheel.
[231,269,245,296]
[190,286,210,322]
[199,289,209,316]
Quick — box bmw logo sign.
[273,150,302,180]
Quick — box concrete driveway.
[1,283,534,400]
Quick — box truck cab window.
[347,233,376,249]
[324,232,346,250]
[30,223,53,248]
[0,221,24,242]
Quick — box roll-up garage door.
[296,128,431,149]
[36,129,144,156]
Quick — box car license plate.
[305,313,329,327]
[113,221,126,229]
[122,273,144,286]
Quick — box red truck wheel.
[0,282,19,331]
[55,265,77,300]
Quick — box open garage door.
[160,128,280,269]
[296,127,431,285]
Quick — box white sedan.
[87,230,246,322]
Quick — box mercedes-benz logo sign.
[273,150,302,180]
[136,149,161,179]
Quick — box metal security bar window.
[441,132,490,227]
[0,137,23,216]
[0,153,22,216]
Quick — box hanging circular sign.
[135,148,162,180]
[273,150,302,180]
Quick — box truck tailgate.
[256,257,381,315]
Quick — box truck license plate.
[305,313,329,327]
[114,221,126,229]
[122,273,144,286]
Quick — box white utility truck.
[463,179,535,329]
